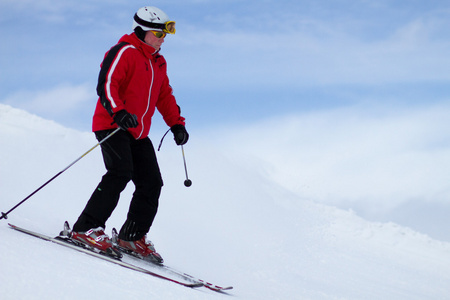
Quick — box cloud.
[2,84,95,130]
[164,3,450,90]
[4,1,450,97]
[3,0,450,129]
[201,100,450,240]
[216,101,450,214]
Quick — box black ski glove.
[113,109,138,131]
[170,124,189,145]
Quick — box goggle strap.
[134,14,174,33]
[134,14,165,30]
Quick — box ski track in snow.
[1,103,450,299]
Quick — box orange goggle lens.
[150,31,167,39]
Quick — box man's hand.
[170,124,189,145]
[113,110,138,130]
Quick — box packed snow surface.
[1,104,450,299]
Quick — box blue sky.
[2,0,450,129]
[2,0,450,240]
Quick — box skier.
[70,6,189,262]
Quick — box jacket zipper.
[137,58,154,139]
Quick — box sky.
[2,0,450,128]
[2,0,450,241]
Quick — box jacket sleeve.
[96,42,134,116]
[156,62,186,127]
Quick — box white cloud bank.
[2,84,95,130]
[167,13,450,90]
[215,101,450,240]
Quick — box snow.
[1,103,450,299]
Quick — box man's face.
[144,30,165,51]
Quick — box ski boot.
[112,228,163,264]
[61,221,122,259]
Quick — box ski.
[111,227,233,292]
[121,249,233,292]
[8,223,203,289]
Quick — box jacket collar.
[118,33,159,59]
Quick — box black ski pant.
[73,129,163,240]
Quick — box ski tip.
[207,285,233,292]
[198,280,233,292]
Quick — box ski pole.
[0,127,121,220]
[181,145,192,187]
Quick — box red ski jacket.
[92,33,185,140]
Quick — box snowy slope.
[1,103,450,299]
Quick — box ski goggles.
[150,30,166,39]
[134,14,176,34]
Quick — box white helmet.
[132,6,175,34]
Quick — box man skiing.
[71,6,189,262]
